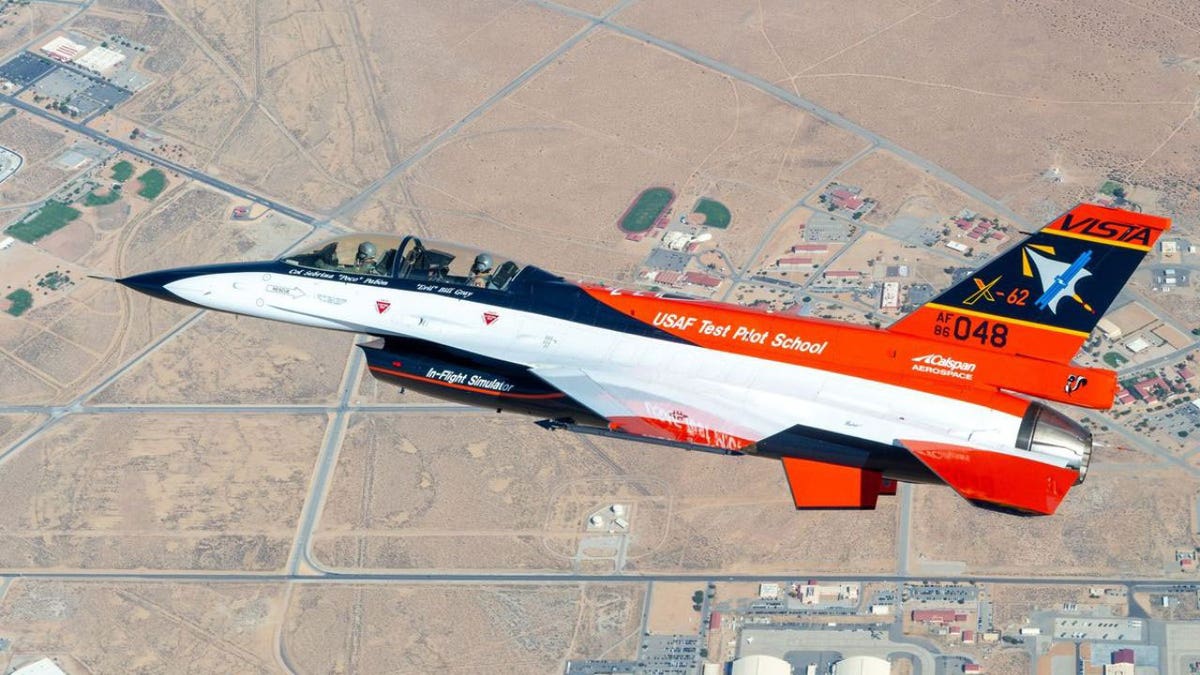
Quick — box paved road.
[896,483,914,575]
[0,570,1194,586]
[0,403,474,415]
[0,93,317,225]
[288,350,365,574]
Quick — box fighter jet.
[118,204,1170,515]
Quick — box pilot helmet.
[356,241,377,262]
[471,253,493,274]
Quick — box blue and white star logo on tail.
[1022,246,1095,314]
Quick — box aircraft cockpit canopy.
[280,234,526,290]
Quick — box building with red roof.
[912,609,967,623]
[654,271,682,286]
[683,272,721,288]
[778,257,813,266]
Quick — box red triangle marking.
[376,300,391,314]
[483,312,499,325]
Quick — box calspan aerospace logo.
[911,353,977,380]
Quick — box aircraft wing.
[529,365,767,451]
[531,366,896,509]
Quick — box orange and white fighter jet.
[118,204,1170,515]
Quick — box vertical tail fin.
[889,204,1170,363]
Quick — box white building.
[41,36,85,62]
[881,281,900,309]
[732,655,792,675]
[12,658,68,675]
[832,656,891,675]
[75,46,126,74]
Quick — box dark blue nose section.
[117,268,204,308]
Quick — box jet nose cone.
[117,269,203,308]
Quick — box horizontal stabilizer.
[780,457,884,510]
[900,439,1079,515]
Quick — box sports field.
[693,198,730,228]
[84,188,121,206]
[136,168,167,199]
[4,288,32,316]
[6,200,81,243]
[111,160,134,182]
[619,187,674,232]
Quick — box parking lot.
[903,584,979,604]
[640,634,700,675]
[1053,617,1144,642]
[0,52,55,87]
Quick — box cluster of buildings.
[775,243,829,270]
[949,211,1006,245]
[909,609,988,644]
[42,36,126,75]
[819,183,875,219]
[792,581,859,605]
[0,32,148,120]
[1115,364,1195,405]
[637,222,727,293]
[1177,550,1198,573]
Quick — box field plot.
[829,150,1004,230]
[0,268,197,405]
[0,3,72,54]
[0,580,285,674]
[910,465,1198,576]
[0,114,70,204]
[312,411,898,574]
[567,585,644,661]
[378,31,864,282]
[6,201,81,243]
[116,186,309,275]
[0,413,324,570]
[311,412,623,571]
[988,584,1122,629]
[348,0,583,163]
[827,231,957,290]
[92,311,355,405]
[605,439,899,573]
[0,414,42,454]
[283,584,598,673]
[789,1,1200,200]
[647,582,707,634]
[620,0,919,86]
